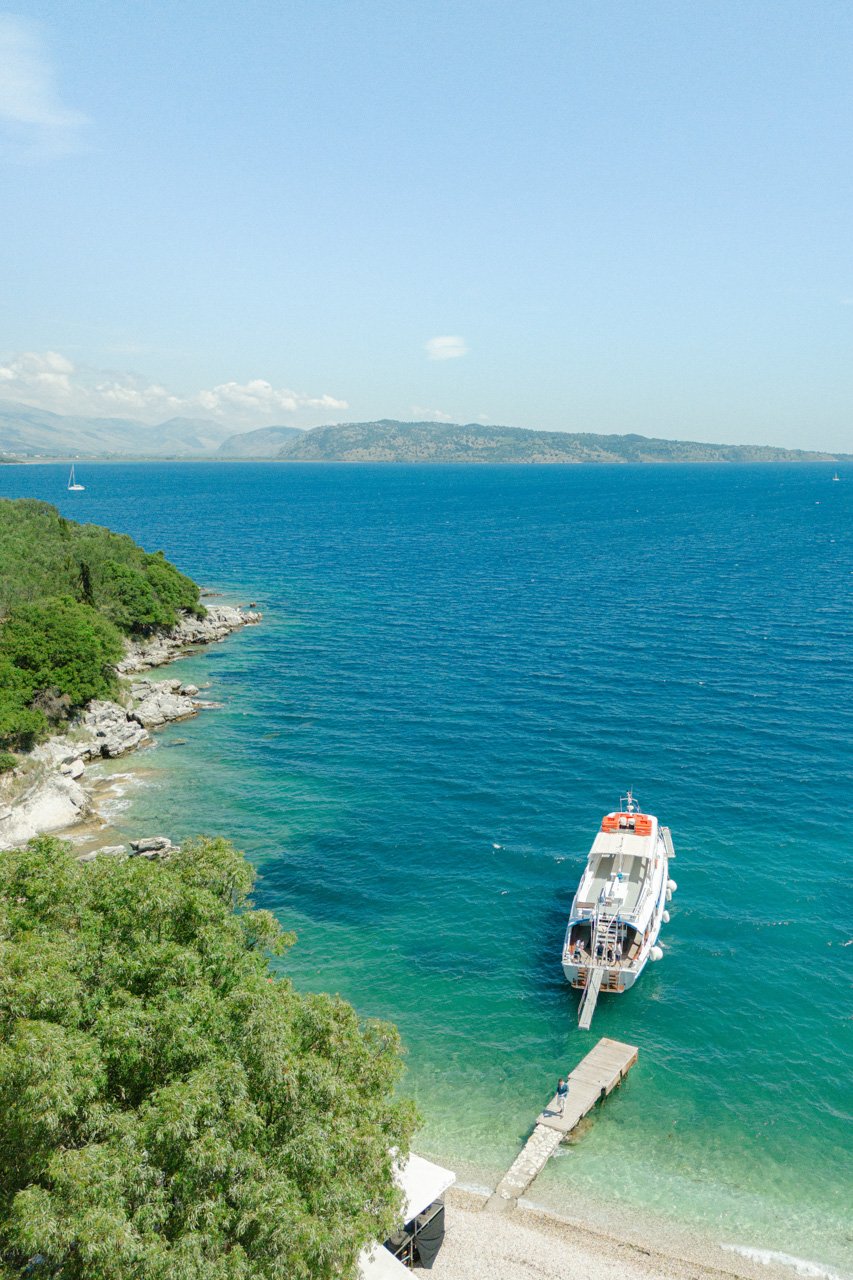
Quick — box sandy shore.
[430,1188,807,1280]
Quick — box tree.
[0,597,122,710]
[0,658,48,751]
[0,837,416,1280]
[98,561,172,632]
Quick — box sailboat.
[832,472,840,482]
[67,465,85,492]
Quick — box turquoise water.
[3,463,851,1269]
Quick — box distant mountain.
[276,420,851,464]
[1,402,847,464]
[218,425,304,457]
[0,400,234,457]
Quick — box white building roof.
[359,1243,411,1279]
[396,1151,456,1221]
[358,1152,456,1280]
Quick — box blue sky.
[1,1,851,448]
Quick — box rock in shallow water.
[82,700,149,758]
[129,836,172,854]
[131,689,197,728]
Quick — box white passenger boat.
[561,791,676,1027]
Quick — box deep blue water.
[2,462,851,1269]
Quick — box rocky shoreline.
[0,603,260,852]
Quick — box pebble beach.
[433,1189,813,1280]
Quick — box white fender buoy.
[662,910,670,924]
[650,945,664,961]
[666,889,672,902]
[667,879,678,893]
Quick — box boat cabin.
[567,815,659,966]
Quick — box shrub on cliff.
[0,835,416,1280]
[0,499,206,633]
[0,597,122,705]
[0,500,208,748]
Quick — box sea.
[3,461,851,1273]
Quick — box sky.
[0,0,851,448]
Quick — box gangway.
[578,966,604,1029]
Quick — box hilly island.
[270,420,849,464]
[1,401,849,463]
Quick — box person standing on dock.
[557,1077,569,1115]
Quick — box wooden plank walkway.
[578,966,604,1030]
[486,1037,638,1212]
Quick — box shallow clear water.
[3,462,851,1269]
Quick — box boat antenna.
[621,787,638,813]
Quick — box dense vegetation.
[0,499,204,750]
[0,835,415,1279]
[275,419,850,464]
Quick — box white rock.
[0,774,88,850]
[115,604,261,675]
[131,690,197,728]
[77,844,126,862]
[82,700,149,757]
[130,836,172,855]
[61,757,85,779]
[32,736,80,769]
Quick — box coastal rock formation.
[0,603,260,851]
[75,837,177,863]
[117,605,261,675]
[0,771,90,847]
[82,700,150,758]
[130,680,198,729]
[130,836,173,855]
[77,844,126,863]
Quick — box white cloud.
[0,16,88,158]
[0,350,348,425]
[425,335,468,361]
[198,380,347,417]
[410,405,454,422]
[0,349,75,398]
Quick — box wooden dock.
[486,1037,638,1212]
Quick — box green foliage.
[99,561,172,631]
[0,597,122,709]
[0,658,47,751]
[0,753,17,773]
[0,836,416,1279]
[143,552,206,619]
[0,499,206,633]
[0,500,208,748]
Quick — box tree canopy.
[0,836,416,1280]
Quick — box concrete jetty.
[486,1037,638,1212]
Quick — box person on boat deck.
[572,940,583,961]
[557,1078,569,1115]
